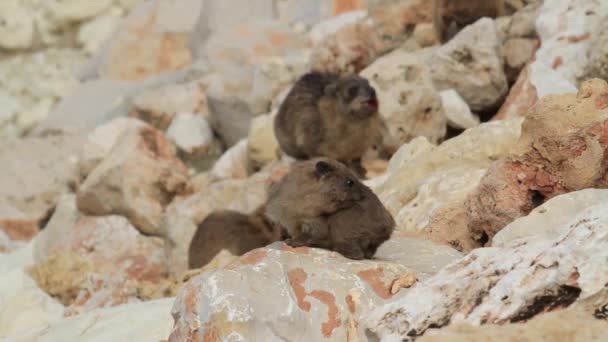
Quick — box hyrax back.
[274,72,381,176]
[433,0,505,42]
[188,205,280,269]
[265,158,364,248]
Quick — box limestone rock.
[77,15,122,55]
[77,123,189,236]
[428,18,508,112]
[166,112,222,172]
[367,189,608,340]
[0,1,35,50]
[169,243,416,341]
[14,298,174,341]
[247,112,280,173]
[95,0,198,80]
[468,79,608,241]
[209,139,249,181]
[581,20,608,83]
[503,38,538,83]
[420,288,608,342]
[0,134,83,241]
[162,170,269,275]
[361,49,447,147]
[130,81,209,131]
[376,118,522,253]
[47,0,114,23]
[30,194,168,316]
[439,89,480,130]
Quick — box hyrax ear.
[314,160,333,178]
[324,82,339,97]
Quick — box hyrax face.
[325,76,379,120]
[310,159,364,211]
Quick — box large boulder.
[428,18,508,112]
[360,49,447,147]
[77,121,189,236]
[367,189,608,340]
[169,239,461,341]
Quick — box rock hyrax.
[433,0,505,42]
[265,158,394,259]
[188,205,280,269]
[274,72,382,177]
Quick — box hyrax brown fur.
[274,72,382,177]
[265,158,394,260]
[433,0,505,43]
[188,205,280,269]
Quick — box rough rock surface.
[468,79,608,241]
[162,170,269,275]
[367,189,608,340]
[420,288,608,342]
[30,194,168,316]
[77,121,189,236]
[375,118,522,252]
[170,243,420,341]
[361,48,447,147]
[428,18,508,113]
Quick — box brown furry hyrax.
[433,0,505,42]
[265,158,394,260]
[274,72,382,177]
[188,205,280,269]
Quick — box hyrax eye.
[345,179,354,187]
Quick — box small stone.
[439,89,480,130]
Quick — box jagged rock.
[247,112,280,173]
[162,170,269,275]
[494,0,607,120]
[428,18,508,112]
[130,81,208,131]
[360,48,447,147]
[503,38,538,83]
[310,0,432,74]
[168,243,418,341]
[166,113,222,172]
[374,118,522,253]
[0,1,34,50]
[468,79,608,242]
[14,298,174,341]
[581,20,608,83]
[77,15,123,55]
[77,122,189,236]
[30,194,168,316]
[367,189,608,340]
[439,89,480,130]
[420,288,608,342]
[95,0,199,80]
[0,134,83,242]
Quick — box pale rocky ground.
[2,0,608,341]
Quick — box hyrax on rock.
[188,205,280,269]
[274,72,382,177]
[265,158,394,260]
[433,0,505,42]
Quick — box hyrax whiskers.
[274,72,382,177]
[265,158,394,259]
[188,205,280,269]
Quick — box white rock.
[429,18,508,112]
[439,89,480,130]
[367,189,608,340]
[309,10,367,44]
[528,62,577,98]
[166,113,214,154]
[0,1,34,50]
[210,139,250,180]
[47,0,114,23]
[361,48,447,146]
[78,15,122,55]
[0,269,64,338]
[247,112,280,172]
[12,298,174,341]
